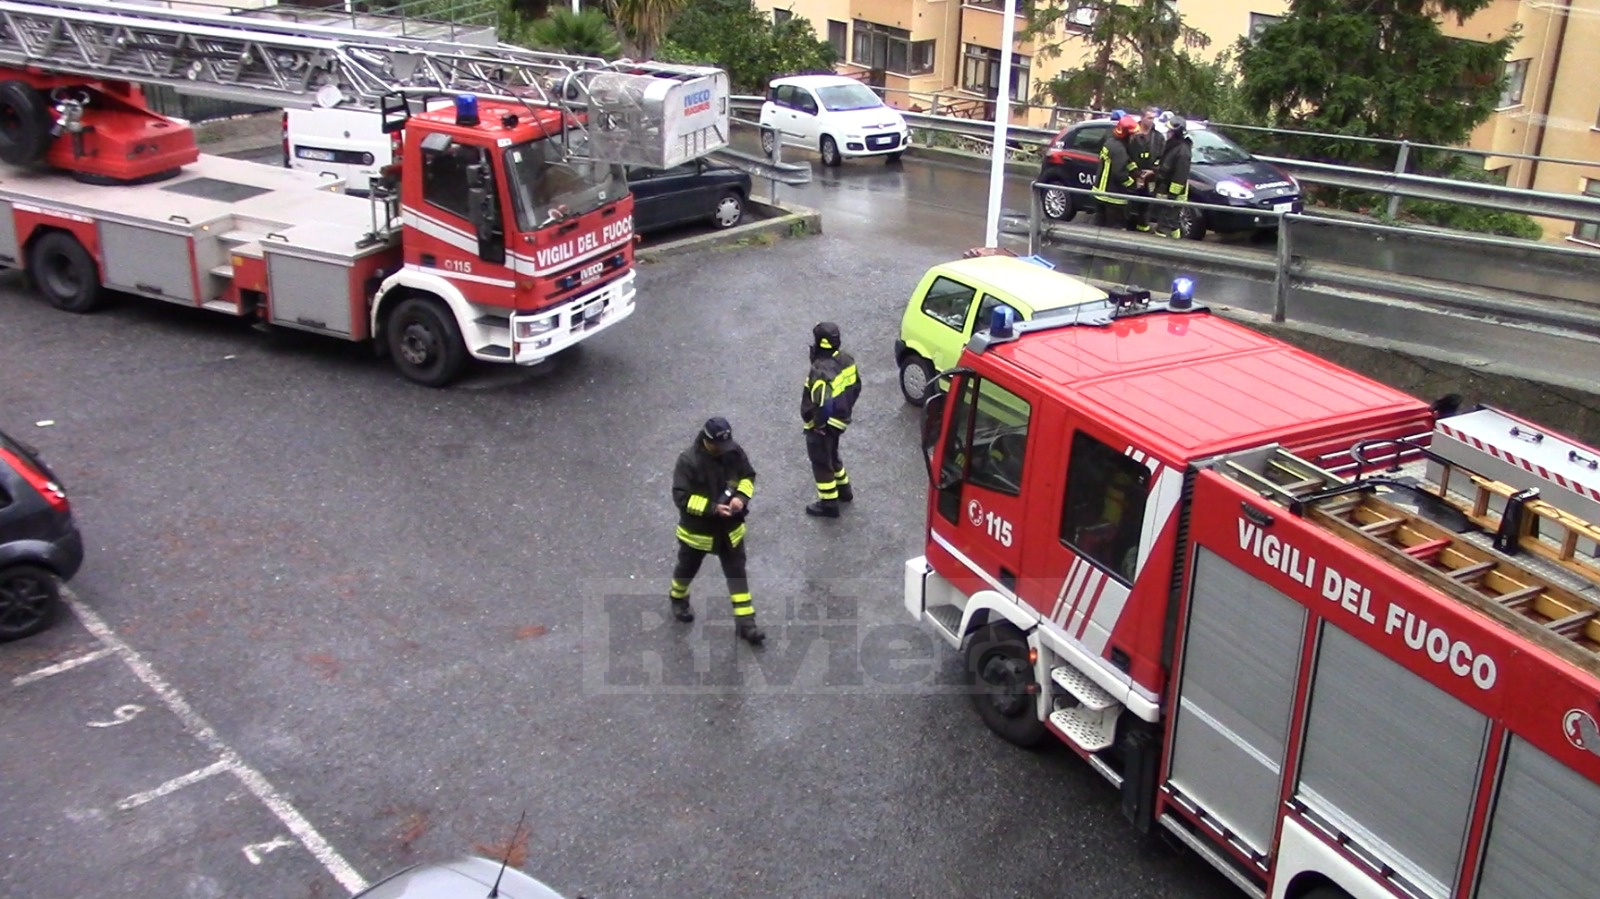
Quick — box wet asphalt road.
[0,157,1243,897]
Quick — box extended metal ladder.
[0,0,730,165]
[1223,447,1600,658]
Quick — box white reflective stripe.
[1136,465,1186,576]
[402,210,478,254]
[401,262,515,288]
[1062,564,1099,630]
[1050,558,1082,622]
[1178,695,1281,774]
[402,208,632,275]
[1071,569,1109,639]
[929,529,1022,607]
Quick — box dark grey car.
[353,856,569,899]
[627,158,752,236]
[0,429,83,642]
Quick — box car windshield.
[1188,129,1253,165]
[501,128,626,232]
[815,83,883,112]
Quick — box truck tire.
[0,564,61,643]
[898,354,934,406]
[0,80,53,167]
[965,622,1048,748]
[386,295,467,387]
[29,231,104,313]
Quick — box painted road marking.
[243,835,299,865]
[86,702,145,728]
[115,759,231,810]
[11,646,114,686]
[59,589,368,893]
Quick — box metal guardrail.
[727,96,1600,229]
[1022,182,1600,332]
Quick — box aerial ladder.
[0,0,733,385]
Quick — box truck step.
[1049,703,1119,753]
[1050,665,1116,711]
[476,344,511,359]
[219,229,267,245]
[208,264,235,279]
[925,603,962,639]
[201,299,241,315]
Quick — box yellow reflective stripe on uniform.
[686,494,710,514]
[729,524,746,547]
[675,526,714,551]
[826,418,848,430]
[1167,182,1185,195]
[730,593,755,616]
[830,365,857,393]
[735,478,754,498]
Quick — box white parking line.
[61,589,369,894]
[116,758,232,810]
[11,646,114,686]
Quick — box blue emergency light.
[455,94,480,127]
[989,304,1017,338]
[1170,276,1196,309]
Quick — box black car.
[0,429,82,642]
[1036,119,1302,240]
[627,159,752,236]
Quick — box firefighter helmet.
[813,321,841,351]
[1112,115,1138,138]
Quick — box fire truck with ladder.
[906,280,1600,899]
[0,0,731,385]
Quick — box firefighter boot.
[836,479,853,503]
[736,617,766,645]
[806,500,841,518]
[670,597,695,623]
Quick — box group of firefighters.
[1094,106,1194,239]
[666,323,862,646]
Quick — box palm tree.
[523,8,623,57]
[601,0,688,60]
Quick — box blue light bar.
[1170,276,1195,309]
[989,304,1017,338]
[1019,255,1056,270]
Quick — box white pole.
[983,0,1018,247]
[572,0,581,13]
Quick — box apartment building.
[1447,0,1600,243]
[755,0,1288,125]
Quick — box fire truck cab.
[908,287,1600,899]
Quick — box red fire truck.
[907,284,1600,899]
[0,0,730,386]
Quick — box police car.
[1035,118,1302,240]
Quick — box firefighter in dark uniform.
[1128,107,1165,232]
[801,322,861,519]
[668,416,765,644]
[1153,115,1193,239]
[1094,115,1140,230]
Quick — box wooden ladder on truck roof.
[1223,447,1600,666]
[0,0,730,166]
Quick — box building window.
[962,44,1030,102]
[1499,58,1529,107]
[827,20,847,60]
[1576,179,1600,243]
[773,7,792,24]
[1248,12,1282,39]
[851,20,934,76]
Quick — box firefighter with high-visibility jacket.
[1153,115,1193,239]
[1094,115,1140,230]
[801,322,861,519]
[668,416,765,644]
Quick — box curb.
[636,199,821,263]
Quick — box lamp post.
[982,0,1018,248]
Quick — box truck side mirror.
[921,392,947,475]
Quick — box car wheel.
[820,135,841,167]
[760,128,776,158]
[29,231,104,313]
[1179,206,1207,241]
[711,191,744,229]
[386,295,467,387]
[965,622,1048,748]
[0,564,61,643]
[1041,180,1075,221]
[898,354,935,406]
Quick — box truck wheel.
[0,80,52,167]
[820,135,841,167]
[29,231,104,313]
[387,296,467,387]
[0,565,61,643]
[898,354,934,406]
[965,622,1048,748]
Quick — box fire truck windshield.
[501,129,626,231]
